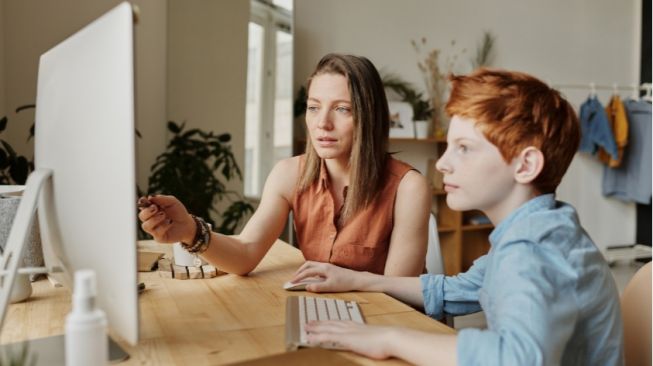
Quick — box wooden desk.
[2,240,454,365]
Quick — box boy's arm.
[295,254,488,314]
[420,254,488,319]
[457,242,578,365]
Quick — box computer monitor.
[0,1,139,348]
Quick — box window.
[244,0,293,198]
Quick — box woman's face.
[305,73,355,161]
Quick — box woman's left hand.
[306,321,394,360]
[290,261,363,293]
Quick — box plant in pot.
[0,105,43,287]
[0,105,36,185]
[142,121,254,239]
[382,74,433,138]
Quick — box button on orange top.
[292,155,414,274]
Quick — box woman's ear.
[514,146,544,184]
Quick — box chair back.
[426,214,444,274]
[621,262,651,366]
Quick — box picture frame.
[388,101,415,138]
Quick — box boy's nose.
[435,151,452,174]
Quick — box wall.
[0,2,4,117]
[0,0,167,190]
[294,0,641,249]
[167,0,250,222]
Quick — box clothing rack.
[551,82,652,100]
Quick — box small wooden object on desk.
[157,257,224,280]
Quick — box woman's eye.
[307,105,319,113]
[458,144,468,153]
[335,106,351,114]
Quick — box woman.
[138,53,430,276]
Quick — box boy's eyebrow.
[450,137,478,144]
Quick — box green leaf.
[167,121,181,134]
[0,149,8,169]
[9,156,28,184]
[218,133,231,142]
[15,104,35,113]
[1,140,16,158]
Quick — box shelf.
[461,223,494,231]
[437,225,456,233]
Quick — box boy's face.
[436,115,519,216]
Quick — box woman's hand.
[137,195,196,244]
[290,261,366,293]
[306,321,394,360]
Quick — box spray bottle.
[65,269,108,366]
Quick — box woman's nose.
[316,111,333,130]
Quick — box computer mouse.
[283,277,325,291]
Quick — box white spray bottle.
[65,269,108,366]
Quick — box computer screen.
[33,2,138,345]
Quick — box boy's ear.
[514,146,544,184]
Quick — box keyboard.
[285,295,365,351]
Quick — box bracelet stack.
[181,215,212,254]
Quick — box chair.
[425,213,456,327]
[426,213,444,275]
[621,262,651,366]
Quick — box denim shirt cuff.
[420,273,445,319]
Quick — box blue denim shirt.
[420,194,623,365]
[578,96,619,160]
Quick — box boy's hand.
[306,321,394,360]
[290,261,362,293]
[137,195,196,244]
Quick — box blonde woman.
[138,53,430,276]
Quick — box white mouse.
[283,276,325,291]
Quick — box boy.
[291,68,624,365]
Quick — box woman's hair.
[299,53,390,224]
[446,68,580,194]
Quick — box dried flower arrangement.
[411,38,466,138]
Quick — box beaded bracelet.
[181,215,212,254]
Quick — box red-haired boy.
[292,69,624,366]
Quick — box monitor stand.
[0,335,129,365]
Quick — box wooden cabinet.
[390,137,492,275]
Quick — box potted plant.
[0,105,35,185]
[143,121,254,238]
[382,74,433,138]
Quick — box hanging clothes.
[598,95,629,167]
[602,99,652,204]
[578,96,619,159]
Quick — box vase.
[0,195,45,281]
[414,120,430,139]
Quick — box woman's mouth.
[317,137,337,147]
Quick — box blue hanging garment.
[578,96,619,159]
[602,99,652,204]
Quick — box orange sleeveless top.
[291,155,414,274]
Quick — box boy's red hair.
[446,68,580,194]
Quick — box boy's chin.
[445,196,476,212]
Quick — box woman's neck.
[324,157,350,187]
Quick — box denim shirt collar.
[489,194,556,246]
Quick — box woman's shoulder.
[267,155,304,199]
[387,156,414,173]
